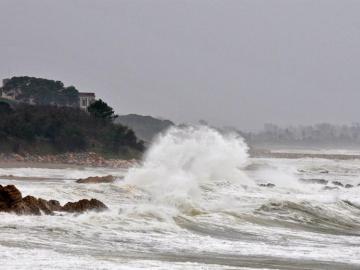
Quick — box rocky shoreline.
[0,184,107,215]
[0,152,138,168]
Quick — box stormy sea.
[0,126,359,269]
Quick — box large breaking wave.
[123,125,360,236]
[124,125,251,207]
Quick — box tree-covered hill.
[116,114,174,143]
[1,76,79,106]
[0,102,144,159]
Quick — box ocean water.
[1,126,360,270]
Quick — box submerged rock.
[300,178,328,185]
[259,183,275,188]
[76,175,116,184]
[323,186,339,191]
[62,199,107,213]
[345,184,354,189]
[0,185,107,215]
[332,181,344,187]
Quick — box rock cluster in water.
[0,184,107,215]
[76,175,116,184]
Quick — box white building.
[79,92,96,110]
[0,89,17,100]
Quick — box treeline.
[1,76,79,106]
[0,102,144,158]
[244,123,360,148]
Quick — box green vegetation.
[0,97,17,105]
[0,102,13,114]
[0,102,144,159]
[1,76,79,106]
[88,99,118,121]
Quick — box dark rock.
[34,197,51,214]
[17,196,42,215]
[332,181,344,187]
[62,199,107,213]
[0,184,23,206]
[8,196,60,215]
[300,178,328,185]
[38,198,60,214]
[323,186,339,191]
[0,185,107,215]
[345,184,354,189]
[76,175,115,184]
[259,183,275,188]
[47,200,62,211]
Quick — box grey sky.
[1,0,360,130]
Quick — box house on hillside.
[79,92,96,110]
[0,89,19,100]
[0,79,17,100]
[1,78,96,110]
[0,89,13,100]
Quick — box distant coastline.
[250,148,360,160]
[0,152,137,168]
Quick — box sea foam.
[124,125,251,207]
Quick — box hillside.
[116,114,174,143]
[1,76,79,106]
[0,103,144,159]
[0,97,17,105]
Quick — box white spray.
[124,125,251,208]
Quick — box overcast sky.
[1,0,360,130]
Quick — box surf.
[124,125,251,209]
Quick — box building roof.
[79,92,95,97]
